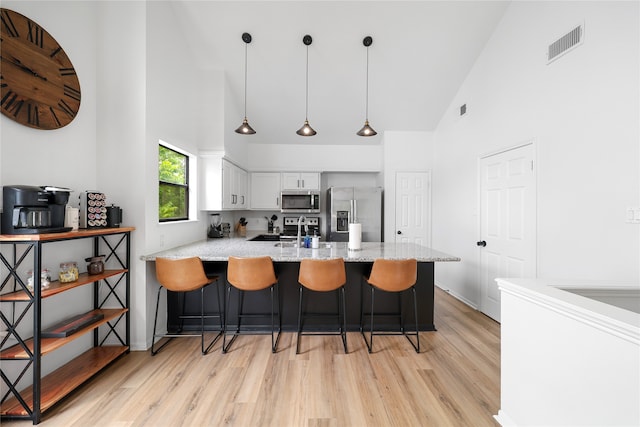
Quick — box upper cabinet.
[200,152,248,210]
[250,172,281,210]
[281,172,320,191]
[223,160,248,209]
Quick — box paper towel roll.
[348,223,362,250]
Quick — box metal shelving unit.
[0,227,133,424]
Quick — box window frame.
[158,143,190,223]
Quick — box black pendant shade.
[235,118,256,134]
[296,120,317,136]
[357,36,377,137]
[235,32,256,135]
[357,120,377,137]
[296,35,317,136]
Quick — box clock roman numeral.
[1,90,18,109]
[59,68,76,76]
[27,20,44,48]
[1,10,19,38]
[50,106,61,127]
[50,47,62,58]
[27,103,40,126]
[63,85,81,101]
[58,100,75,118]
[1,91,24,117]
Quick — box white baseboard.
[435,282,479,310]
[494,410,517,426]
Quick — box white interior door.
[479,144,536,322]
[395,172,431,246]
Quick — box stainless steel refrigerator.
[326,186,383,242]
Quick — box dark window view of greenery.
[159,145,189,221]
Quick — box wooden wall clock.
[0,8,81,130]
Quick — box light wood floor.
[5,288,500,426]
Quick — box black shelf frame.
[0,229,131,424]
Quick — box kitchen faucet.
[297,215,307,247]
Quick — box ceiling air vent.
[547,23,584,64]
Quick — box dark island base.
[168,261,436,333]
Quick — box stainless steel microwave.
[280,191,321,213]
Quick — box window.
[159,144,189,222]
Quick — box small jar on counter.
[59,262,79,283]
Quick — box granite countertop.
[141,232,460,263]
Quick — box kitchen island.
[142,235,460,332]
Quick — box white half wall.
[497,278,640,426]
[433,1,640,307]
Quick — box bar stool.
[152,257,223,355]
[360,258,420,353]
[296,258,348,354]
[223,256,281,353]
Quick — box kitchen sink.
[248,234,281,242]
[274,241,298,248]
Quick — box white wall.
[383,131,435,243]
[0,1,222,354]
[0,1,98,201]
[146,1,210,254]
[0,1,101,384]
[246,143,382,172]
[433,1,640,306]
[96,1,148,351]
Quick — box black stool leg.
[296,285,304,354]
[222,284,235,353]
[340,287,348,353]
[200,286,205,354]
[361,286,375,353]
[411,286,420,353]
[271,283,281,353]
[359,278,364,334]
[151,286,163,355]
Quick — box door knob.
[397,230,402,235]
[476,240,487,247]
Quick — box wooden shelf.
[0,308,127,359]
[0,270,127,302]
[0,346,128,416]
[0,227,135,242]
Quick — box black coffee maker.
[1,185,72,234]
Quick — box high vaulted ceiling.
[168,1,510,145]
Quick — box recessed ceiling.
[168,1,509,145]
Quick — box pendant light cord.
[365,45,369,121]
[305,44,309,121]
[243,42,248,118]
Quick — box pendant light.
[296,35,317,136]
[357,36,377,137]
[235,32,256,135]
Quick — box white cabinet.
[224,160,248,209]
[250,172,281,210]
[200,152,248,210]
[281,172,320,190]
